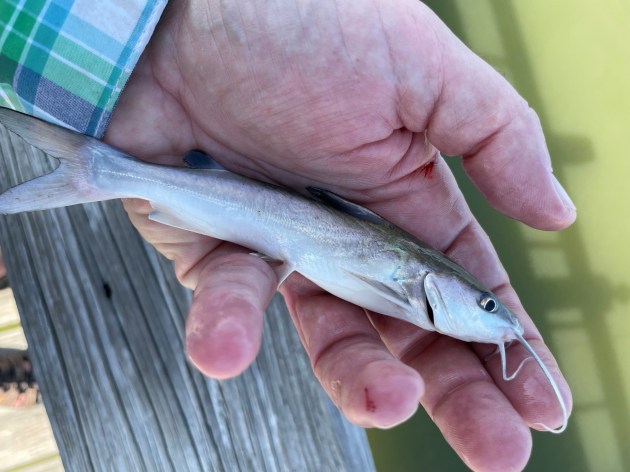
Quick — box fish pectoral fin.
[182,150,228,171]
[306,187,390,226]
[351,272,410,310]
[148,205,204,234]
[249,252,294,287]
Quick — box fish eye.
[479,295,498,313]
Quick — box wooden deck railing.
[0,124,375,471]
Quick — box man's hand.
[105,1,575,470]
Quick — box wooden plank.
[0,122,375,471]
[0,291,61,472]
[0,288,27,349]
[0,288,20,326]
[0,327,28,350]
[6,455,64,472]
[0,405,61,472]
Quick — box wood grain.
[0,288,26,349]
[0,122,375,471]
[0,405,61,471]
[0,290,61,472]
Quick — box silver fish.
[0,107,567,432]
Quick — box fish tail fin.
[0,158,105,214]
[0,107,119,214]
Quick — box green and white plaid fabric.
[0,0,167,137]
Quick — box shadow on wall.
[368,1,630,471]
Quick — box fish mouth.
[425,293,435,326]
[423,273,445,329]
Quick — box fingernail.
[552,175,576,211]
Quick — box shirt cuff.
[0,0,168,137]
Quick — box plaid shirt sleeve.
[0,0,168,137]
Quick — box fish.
[0,107,567,432]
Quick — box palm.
[105,1,575,471]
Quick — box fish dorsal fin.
[306,187,389,226]
[183,150,228,171]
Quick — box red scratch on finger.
[421,161,435,179]
[364,387,376,413]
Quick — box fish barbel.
[0,107,567,432]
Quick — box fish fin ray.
[249,252,293,286]
[306,187,389,226]
[183,150,228,171]
[0,163,95,213]
[0,108,116,213]
[148,205,204,234]
[350,272,410,309]
[1,107,96,158]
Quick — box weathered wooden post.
[0,124,376,471]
